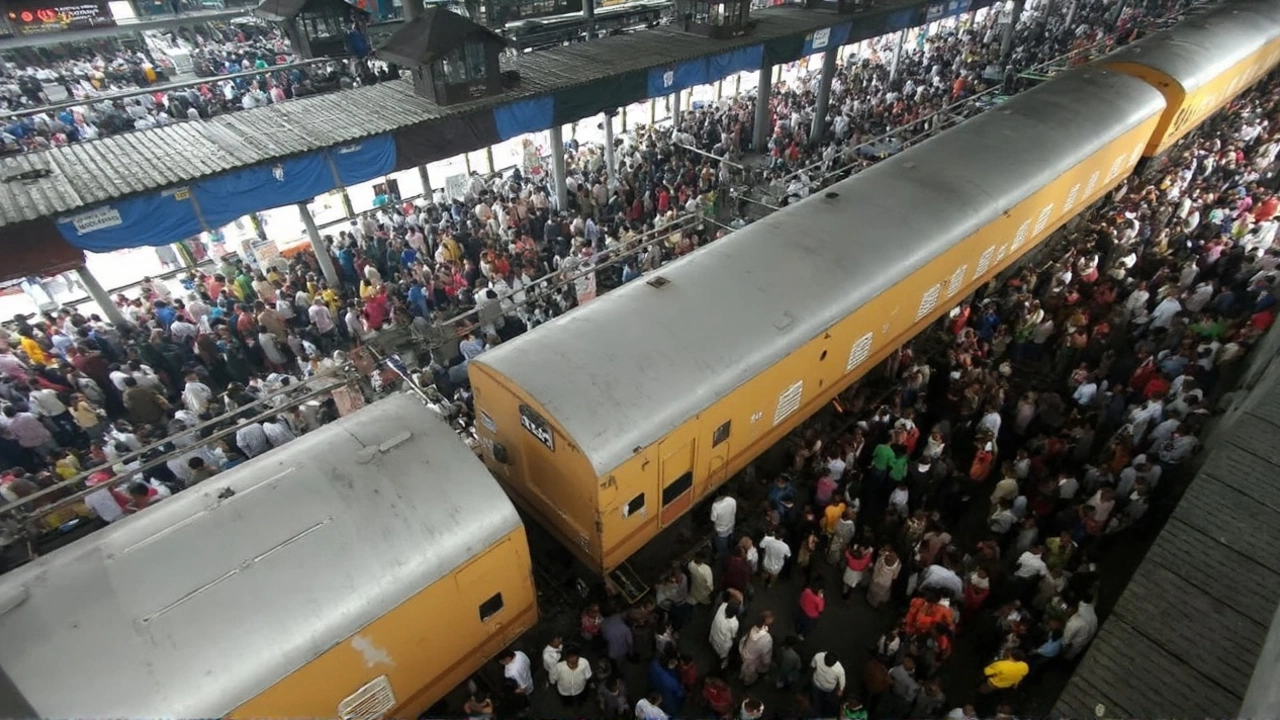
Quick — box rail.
[0,58,341,121]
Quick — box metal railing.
[0,58,340,121]
[752,3,1198,206]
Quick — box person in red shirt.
[796,581,825,639]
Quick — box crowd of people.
[2,2,1271,717]
[0,24,386,153]
[467,63,1280,720]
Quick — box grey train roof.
[472,68,1166,478]
[1104,0,1280,93]
[0,393,520,718]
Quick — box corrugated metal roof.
[0,3,893,228]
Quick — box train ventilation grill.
[338,675,397,720]
[647,276,671,289]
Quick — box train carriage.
[1104,0,1280,157]
[0,394,536,719]
[468,66,1167,575]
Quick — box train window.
[975,247,995,276]
[713,421,731,447]
[1063,184,1081,212]
[663,472,693,506]
[1033,204,1054,235]
[1084,171,1100,197]
[946,265,967,297]
[479,593,505,622]
[846,332,874,372]
[773,380,804,425]
[1106,156,1124,181]
[625,493,646,517]
[914,284,941,321]
[1010,220,1031,251]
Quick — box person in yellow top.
[320,285,342,312]
[981,650,1030,691]
[17,329,48,366]
[821,498,847,534]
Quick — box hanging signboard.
[6,0,115,35]
[574,262,597,305]
[444,173,469,202]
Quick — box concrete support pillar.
[889,28,907,82]
[338,187,355,218]
[583,0,595,38]
[549,124,569,211]
[735,71,741,96]
[670,90,681,122]
[76,266,127,326]
[1063,0,1078,31]
[603,110,618,188]
[716,78,724,100]
[752,62,772,152]
[485,145,496,174]
[620,105,627,131]
[418,164,432,200]
[810,46,838,145]
[299,202,341,288]
[1000,0,1026,60]
[649,97,656,126]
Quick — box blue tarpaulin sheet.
[329,134,398,186]
[802,22,852,56]
[494,96,556,141]
[55,187,203,251]
[649,44,764,97]
[192,151,333,229]
[56,133,400,250]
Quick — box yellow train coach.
[1104,0,1280,157]
[0,393,536,719]
[468,65,1167,575]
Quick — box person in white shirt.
[810,651,846,715]
[1014,547,1049,580]
[1062,599,1099,659]
[309,299,336,335]
[549,651,592,708]
[635,691,668,719]
[1072,377,1098,407]
[759,530,792,586]
[541,636,563,684]
[499,649,534,697]
[710,491,737,555]
[182,373,214,415]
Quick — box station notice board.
[6,0,115,35]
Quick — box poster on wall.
[6,0,115,34]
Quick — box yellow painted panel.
[1110,39,1280,156]
[231,529,537,719]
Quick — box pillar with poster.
[522,138,546,182]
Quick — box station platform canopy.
[0,0,990,280]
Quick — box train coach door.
[658,438,695,528]
[703,420,731,500]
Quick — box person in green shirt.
[234,269,258,304]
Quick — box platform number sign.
[915,283,942,321]
[811,27,831,50]
[519,404,555,451]
[846,332,874,372]
[1010,219,1031,251]
[946,264,967,298]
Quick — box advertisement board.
[6,0,115,35]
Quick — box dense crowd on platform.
[0,25,385,153]
[4,3,1274,717]
[479,72,1280,720]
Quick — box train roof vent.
[647,276,671,289]
[338,675,397,720]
